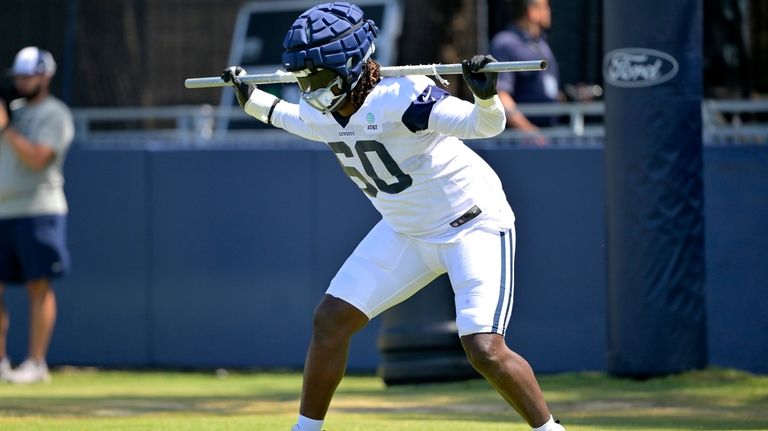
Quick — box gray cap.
[11,46,57,77]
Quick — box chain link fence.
[1,0,244,107]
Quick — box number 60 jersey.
[269,75,515,243]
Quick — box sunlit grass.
[0,367,766,430]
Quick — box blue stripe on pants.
[492,230,508,333]
[500,229,514,334]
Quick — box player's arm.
[427,55,506,139]
[221,67,322,142]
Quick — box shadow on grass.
[561,415,768,430]
[0,394,293,417]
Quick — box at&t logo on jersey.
[365,112,380,134]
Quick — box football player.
[222,2,565,430]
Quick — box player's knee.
[462,333,505,372]
[312,295,368,341]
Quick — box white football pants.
[327,220,515,336]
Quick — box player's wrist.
[474,94,501,109]
[244,88,281,124]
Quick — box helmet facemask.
[294,68,347,114]
[292,44,375,114]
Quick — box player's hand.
[221,66,247,84]
[221,66,254,109]
[462,54,498,100]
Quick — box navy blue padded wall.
[704,146,768,374]
[485,148,607,372]
[53,148,151,366]
[148,149,320,367]
[23,143,768,375]
[147,148,383,369]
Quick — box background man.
[491,0,561,144]
[0,47,74,384]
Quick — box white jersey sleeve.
[270,101,325,142]
[429,95,506,139]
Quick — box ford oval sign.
[603,48,679,88]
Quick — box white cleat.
[0,357,12,381]
[6,358,51,384]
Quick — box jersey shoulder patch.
[400,78,450,133]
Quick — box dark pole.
[603,0,708,377]
[62,0,78,104]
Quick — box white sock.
[294,414,324,431]
[532,415,565,431]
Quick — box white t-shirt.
[268,75,514,242]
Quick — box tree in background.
[397,0,479,101]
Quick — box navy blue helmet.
[282,2,378,95]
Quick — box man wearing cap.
[0,47,74,384]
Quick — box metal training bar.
[184,60,547,89]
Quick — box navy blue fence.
[4,140,766,374]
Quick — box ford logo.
[603,48,679,88]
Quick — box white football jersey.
[270,75,514,242]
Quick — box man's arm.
[2,128,56,171]
[498,90,538,131]
[497,90,547,146]
[0,98,8,132]
[0,102,56,171]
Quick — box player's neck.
[336,99,358,118]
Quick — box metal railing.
[70,99,768,146]
[702,99,768,145]
[72,105,219,143]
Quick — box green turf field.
[0,368,766,430]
